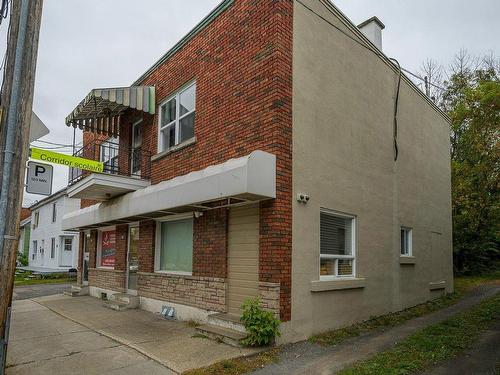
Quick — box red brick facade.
[78,0,293,320]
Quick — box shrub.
[240,298,281,347]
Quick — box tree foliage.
[426,51,500,274]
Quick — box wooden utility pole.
[0,0,43,373]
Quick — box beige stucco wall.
[287,0,453,342]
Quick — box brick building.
[62,0,453,343]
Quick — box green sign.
[30,147,104,173]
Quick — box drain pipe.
[0,0,30,260]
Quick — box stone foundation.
[88,268,126,292]
[137,272,226,312]
[259,281,281,317]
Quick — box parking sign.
[26,161,53,195]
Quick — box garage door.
[227,205,260,315]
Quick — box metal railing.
[68,139,151,185]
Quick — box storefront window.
[100,229,116,267]
[158,218,193,273]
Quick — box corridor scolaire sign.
[30,147,104,173]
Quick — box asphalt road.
[12,283,74,301]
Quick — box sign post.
[26,161,53,196]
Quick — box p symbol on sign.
[35,165,46,176]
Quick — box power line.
[296,0,447,92]
[32,139,82,147]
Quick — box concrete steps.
[104,293,139,311]
[63,285,89,297]
[195,313,247,347]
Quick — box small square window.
[401,227,412,256]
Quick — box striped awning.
[65,86,155,136]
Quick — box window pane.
[160,219,193,273]
[133,123,142,148]
[179,84,196,116]
[179,112,195,143]
[161,125,176,151]
[338,259,353,276]
[161,98,176,126]
[401,229,406,254]
[320,258,336,276]
[320,213,352,255]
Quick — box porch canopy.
[65,86,155,137]
[62,151,276,231]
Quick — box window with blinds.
[320,210,355,278]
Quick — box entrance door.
[227,205,260,315]
[130,120,143,177]
[60,237,74,267]
[82,232,90,285]
[127,226,139,294]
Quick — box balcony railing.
[69,139,151,185]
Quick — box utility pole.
[0,0,43,373]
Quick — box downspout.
[0,0,30,259]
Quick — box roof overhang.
[62,150,276,230]
[65,86,155,137]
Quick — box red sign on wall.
[101,230,116,267]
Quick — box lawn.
[14,270,76,286]
[337,292,500,375]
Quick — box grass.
[310,271,500,346]
[14,270,76,286]
[337,292,500,375]
[184,349,279,375]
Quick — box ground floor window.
[401,227,413,256]
[98,229,116,268]
[320,209,356,279]
[156,217,193,274]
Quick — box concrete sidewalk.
[30,294,260,373]
[6,299,170,374]
[251,284,500,375]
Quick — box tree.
[436,51,500,274]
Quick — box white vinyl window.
[320,209,356,279]
[155,216,193,274]
[400,227,412,256]
[158,82,196,153]
[63,238,73,252]
[50,238,56,258]
[32,240,37,257]
[33,211,39,229]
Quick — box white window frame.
[96,225,116,269]
[51,202,57,223]
[33,211,39,228]
[319,208,357,281]
[400,227,413,256]
[157,81,196,153]
[154,213,194,276]
[32,240,37,256]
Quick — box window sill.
[400,256,416,265]
[151,137,196,162]
[153,270,193,277]
[310,277,366,292]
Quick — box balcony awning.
[62,150,276,231]
[65,86,155,137]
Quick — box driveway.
[6,299,171,375]
[7,294,260,374]
[13,283,74,301]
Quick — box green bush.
[18,252,28,266]
[240,298,281,347]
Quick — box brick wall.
[78,0,293,320]
[76,235,84,285]
[193,208,227,278]
[88,268,125,292]
[138,220,156,273]
[138,272,226,312]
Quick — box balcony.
[67,139,151,201]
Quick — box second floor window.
[158,81,196,153]
[52,203,57,223]
[33,211,39,229]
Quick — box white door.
[227,205,260,315]
[130,120,143,177]
[60,237,74,267]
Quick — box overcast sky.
[0,0,497,206]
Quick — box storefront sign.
[30,147,104,173]
[101,230,116,267]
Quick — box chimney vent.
[357,16,385,51]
